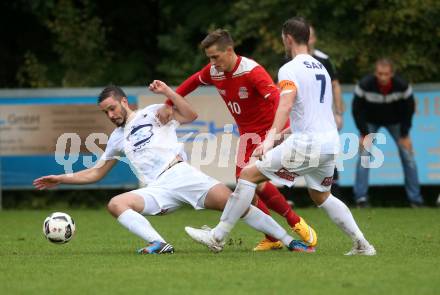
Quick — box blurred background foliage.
[1,0,439,88]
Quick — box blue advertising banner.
[0,92,139,189]
[1,87,439,189]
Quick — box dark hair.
[282,17,310,45]
[375,58,394,72]
[97,85,127,103]
[200,29,234,51]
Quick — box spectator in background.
[308,25,344,197]
[352,58,425,208]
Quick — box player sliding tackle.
[185,17,376,256]
[33,81,310,254]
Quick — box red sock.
[255,198,278,242]
[257,182,300,227]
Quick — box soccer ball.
[43,212,76,244]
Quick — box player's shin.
[117,209,166,243]
[212,179,257,241]
[258,182,300,226]
[242,205,293,246]
[255,198,279,242]
[318,194,366,242]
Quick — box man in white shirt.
[33,81,308,254]
[185,17,376,256]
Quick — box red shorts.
[235,123,290,178]
[235,136,261,178]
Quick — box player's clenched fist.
[149,80,171,96]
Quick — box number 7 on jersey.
[315,74,326,103]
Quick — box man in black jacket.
[352,58,424,207]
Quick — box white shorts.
[130,162,220,216]
[256,137,336,192]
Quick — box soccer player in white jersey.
[185,17,376,256]
[33,81,310,254]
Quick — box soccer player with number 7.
[185,17,376,256]
[159,29,317,251]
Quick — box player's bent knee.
[256,181,266,192]
[239,166,255,181]
[204,184,231,211]
[107,195,130,217]
[107,197,124,216]
[107,197,120,217]
[308,189,331,206]
[239,165,266,184]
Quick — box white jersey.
[278,54,339,154]
[101,104,184,184]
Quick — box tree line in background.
[1,0,439,88]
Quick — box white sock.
[242,205,293,246]
[117,209,165,243]
[319,195,366,242]
[212,179,257,241]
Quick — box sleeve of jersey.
[249,66,279,100]
[165,64,212,106]
[277,67,298,95]
[144,103,163,113]
[100,132,121,161]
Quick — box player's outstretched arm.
[149,80,198,124]
[33,159,117,190]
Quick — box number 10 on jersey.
[227,101,242,114]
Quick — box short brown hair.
[200,29,234,51]
[98,85,126,103]
[282,17,310,45]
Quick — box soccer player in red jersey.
[160,29,317,250]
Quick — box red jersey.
[174,56,280,135]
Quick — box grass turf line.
[0,208,439,295]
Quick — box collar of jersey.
[225,55,242,77]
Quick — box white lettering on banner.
[361,133,386,168]
[235,133,262,169]
[55,133,81,174]
[83,133,108,168]
[52,129,388,180]
[218,124,233,168]
[190,133,218,169]
[336,133,359,171]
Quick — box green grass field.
[1,208,439,295]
